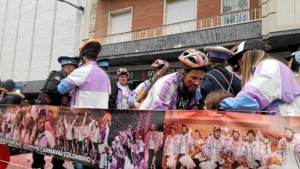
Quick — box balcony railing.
[97,7,261,45]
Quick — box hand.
[288,58,293,69]
[230,156,235,162]
[76,115,78,119]
[133,102,141,109]
[69,90,73,97]
[154,148,158,154]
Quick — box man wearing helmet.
[58,39,110,109]
[127,59,170,109]
[139,49,209,110]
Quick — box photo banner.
[0,105,299,169]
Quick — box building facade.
[0,0,94,101]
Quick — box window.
[108,8,132,43]
[165,0,197,34]
[222,0,250,25]
[111,11,132,34]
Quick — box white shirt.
[136,140,145,153]
[167,137,175,156]
[120,85,129,109]
[211,142,218,162]
[149,132,154,149]
[180,136,187,154]
[285,142,297,168]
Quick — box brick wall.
[95,0,260,38]
[95,0,164,38]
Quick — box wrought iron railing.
[95,7,261,45]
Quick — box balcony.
[98,8,261,45]
[91,8,262,66]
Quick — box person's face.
[60,121,63,127]
[182,70,205,93]
[37,117,46,133]
[238,56,244,73]
[49,112,53,118]
[68,121,71,126]
[247,133,255,142]
[150,124,156,131]
[16,114,21,122]
[67,65,76,74]
[233,132,240,140]
[79,122,82,126]
[95,121,98,126]
[170,128,176,135]
[76,122,79,126]
[118,75,128,85]
[182,127,187,134]
[214,130,220,139]
[285,130,294,142]
[195,132,200,139]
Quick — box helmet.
[79,39,102,60]
[178,49,209,71]
[117,68,129,77]
[230,45,239,54]
[151,59,170,70]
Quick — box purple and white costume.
[116,82,131,109]
[64,119,75,141]
[221,59,300,116]
[78,116,86,142]
[173,133,193,155]
[34,130,55,148]
[203,135,226,164]
[139,72,203,110]
[58,62,110,109]
[164,134,179,157]
[239,141,262,168]
[127,79,150,106]
[276,138,300,168]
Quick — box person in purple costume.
[139,49,209,110]
[58,39,110,109]
[221,39,300,116]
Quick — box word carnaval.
[39,147,91,163]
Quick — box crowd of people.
[0,38,299,169]
[162,124,300,169]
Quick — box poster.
[1,105,300,168]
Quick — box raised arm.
[58,66,90,94]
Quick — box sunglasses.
[213,125,220,130]
[117,68,129,75]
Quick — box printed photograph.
[20,105,105,166]
[0,105,32,148]
[162,110,300,169]
[103,110,165,169]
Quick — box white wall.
[0,0,87,82]
[262,0,300,35]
